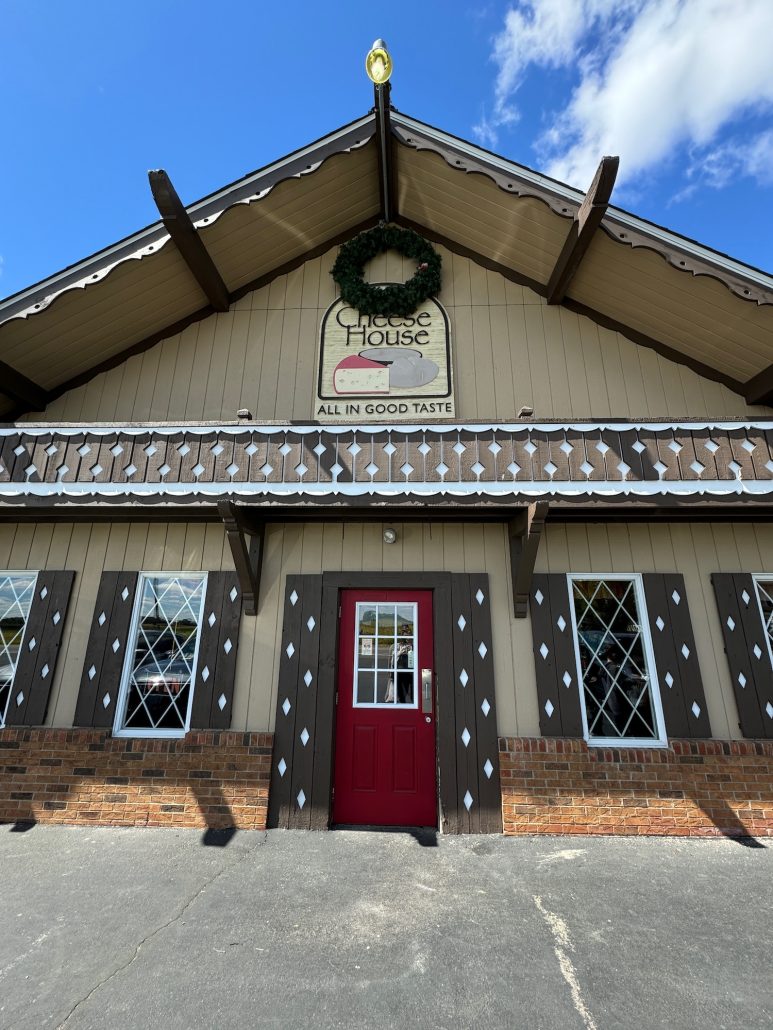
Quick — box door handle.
[421,668,433,713]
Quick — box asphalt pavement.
[0,824,770,1029]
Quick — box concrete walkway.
[0,825,770,1029]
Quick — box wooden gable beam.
[373,81,397,222]
[218,500,264,616]
[546,156,619,305]
[743,364,773,407]
[508,502,549,618]
[148,170,230,312]
[0,360,48,412]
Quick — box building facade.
[0,105,772,837]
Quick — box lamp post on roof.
[366,39,396,223]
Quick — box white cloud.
[477,0,773,191]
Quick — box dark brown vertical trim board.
[642,574,711,738]
[148,169,230,312]
[467,574,502,833]
[373,80,397,222]
[711,573,772,738]
[432,574,458,834]
[11,571,74,726]
[546,155,619,304]
[309,580,341,830]
[287,577,324,829]
[508,502,549,617]
[450,575,477,833]
[190,571,242,729]
[218,500,264,616]
[529,574,584,736]
[73,572,139,727]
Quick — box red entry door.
[332,590,437,827]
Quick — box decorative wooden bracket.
[546,155,619,305]
[148,169,230,312]
[373,81,397,223]
[217,500,264,616]
[508,502,549,618]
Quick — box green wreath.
[331,225,442,317]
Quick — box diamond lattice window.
[0,573,36,728]
[569,577,664,743]
[115,574,206,736]
[754,578,773,665]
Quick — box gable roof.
[1,108,771,418]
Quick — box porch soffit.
[0,110,771,409]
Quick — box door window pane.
[0,572,37,729]
[354,602,418,707]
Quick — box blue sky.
[2,0,772,300]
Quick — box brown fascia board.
[0,113,376,326]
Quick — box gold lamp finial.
[366,39,392,85]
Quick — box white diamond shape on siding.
[278,758,287,777]
[230,587,238,603]
[16,691,24,707]
[297,789,306,809]
[260,463,274,477]
[201,666,210,682]
[476,589,485,605]
[738,672,747,688]
[307,616,316,632]
[556,615,566,632]
[690,461,705,476]
[41,664,49,679]
[617,462,631,478]
[484,759,494,779]
[728,460,742,477]
[681,644,690,659]
[481,698,490,716]
[52,611,61,625]
[147,443,160,456]
[563,671,572,687]
[418,442,431,456]
[27,637,36,651]
[478,642,488,658]
[742,439,756,453]
[304,670,313,687]
[191,463,205,478]
[580,461,594,476]
[471,461,485,476]
[458,615,466,631]
[223,638,232,654]
[46,444,58,456]
[159,464,171,477]
[656,616,665,631]
[632,440,646,453]
[754,644,763,660]
[539,643,549,660]
[280,443,293,457]
[330,463,343,478]
[208,612,217,627]
[524,441,537,456]
[88,665,96,680]
[454,441,466,455]
[98,611,107,626]
[665,672,674,688]
[704,439,719,453]
[365,462,379,477]
[672,590,681,605]
[463,790,474,811]
[400,462,414,476]
[300,728,310,746]
[282,698,291,716]
[507,462,521,477]
[290,590,299,606]
[489,441,502,455]
[545,699,554,717]
[77,444,90,457]
[295,462,308,478]
[544,461,557,477]
[111,444,124,457]
[436,461,450,477]
[691,701,701,718]
[218,694,227,711]
[124,463,137,478]
[459,669,469,687]
[226,463,239,477]
[766,702,773,719]
[313,442,326,456]
[597,441,610,455]
[39,586,48,600]
[668,440,682,454]
[348,442,361,457]
[121,587,129,601]
[111,638,120,653]
[726,616,736,631]
[286,642,295,658]
[90,464,103,477]
[653,461,668,477]
[102,693,111,709]
[383,442,396,456]
[742,590,751,606]
[211,443,224,456]
[535,589,544,605]
[461,728,471,747]
[560,440,573,455]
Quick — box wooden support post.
[508,502,549,618]
[148,169,230,312]
[218,500,264,616]
[373,81,397,222]
[546,155,619,305]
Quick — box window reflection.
[354,602,417,708]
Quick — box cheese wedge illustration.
[333,354,390,395]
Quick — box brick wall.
[499,737,773,837]
[0,729,273,830]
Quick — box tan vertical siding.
[28,246,771,424]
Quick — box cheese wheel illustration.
[333,354,390,395]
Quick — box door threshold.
[332,824,439,846]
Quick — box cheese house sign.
[315,294,454,421]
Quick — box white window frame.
[0,570,39,729]
[567,572,668,748]
[352,600,419,710]
[112,571,208,739]
[752,574,773,670]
